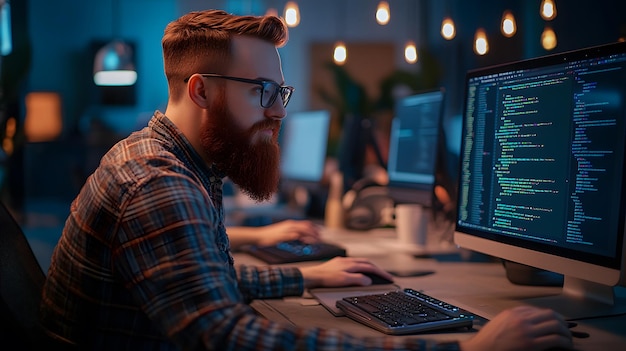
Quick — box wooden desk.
[234,226,626,350]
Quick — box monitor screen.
[454,41,626,319]
[279,110,330,184]
[386,89,445,206]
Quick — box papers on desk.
[309,284,400,316]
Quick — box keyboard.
[336,288,474,335]
[243,240,347,264]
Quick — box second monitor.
[279,110,331,217]
[386,89,445,207]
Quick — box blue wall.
[27,0,178,136]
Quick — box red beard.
[200,90,282,202]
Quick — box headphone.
[342,179,395,230]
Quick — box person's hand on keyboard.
[228,219,321,249]
[460,305,573,351]
[299,257,395,289]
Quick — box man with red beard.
[39,9,573,351]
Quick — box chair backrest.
[0,201,48,347]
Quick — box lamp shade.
[93,40,137,86]
[24,92,63,142]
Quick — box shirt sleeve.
[236,264,304,300]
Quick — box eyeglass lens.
[261,82,292,108]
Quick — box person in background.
[39,9,573,351]
[228,219,321,249]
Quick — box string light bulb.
[333,41,347,65]
[283,1,300,27]
[376,1,390,25]
[474,28,489,55]
[404,41,418,64]
[441,17,456,40]
[540,0,557,21]
[541,26,557,50]
[501,10,517,37]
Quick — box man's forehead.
[230,35,283,80]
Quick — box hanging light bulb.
[376,1,390,25]
[284,1,300,27]
[541,26,557,50]
[501,10,517,37]
[93,0,137,87]
[474,28,489,55]
[441,17,456,40]
[404,41,418,64]
[93,40,137,86]
[540,0,557,21]
[333,41,347,65]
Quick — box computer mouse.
[362,271,394,285]
[387,269,435,277]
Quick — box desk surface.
[234,225,626,350]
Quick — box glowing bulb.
[284,1,300,27]
[333,42,347,65]
[404,41,418,64]
[441,17,456,40]
[501,10,517,37]
[376,1,390,25]
[540,0,557,21]
[94,70,138,86]
[541,26,557,50]
[474,28,489,55]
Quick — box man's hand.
[255,219,321,246]
[460,305,573,351]
[299,256,394,289]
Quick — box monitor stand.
[503,261,626,319]
[521,276,626,320]
[457,263,626,321]
[503,260,563,287]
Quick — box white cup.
[394,204,428,247]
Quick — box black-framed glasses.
[185,73,295,108]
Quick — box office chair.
[0,201,67,349]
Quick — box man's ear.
[187,75,211,108]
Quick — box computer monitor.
[386,89,445,206]
[454,41,626,319]
[278,110,331,212]
[336,114,385,193]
